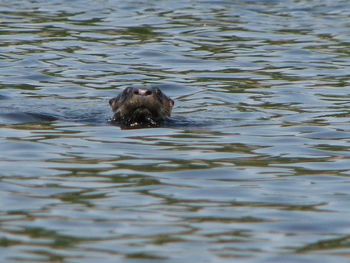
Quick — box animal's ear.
[109,98,117,106]
[169,98,174,107]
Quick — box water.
[1,0,350,262]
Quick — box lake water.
[1,0,350,262]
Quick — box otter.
[109,86,174,128]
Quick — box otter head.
[109,86,174,127]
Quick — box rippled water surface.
[1,0,350,262]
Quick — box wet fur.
[109,86,174,128]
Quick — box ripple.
[1,0,350,262]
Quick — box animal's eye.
[153,88,163,100]
[121,87,132,95]
[125,87,133,93]
[154,88,163,97]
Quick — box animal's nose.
[134,88,152,96]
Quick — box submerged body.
[109,86,174,128]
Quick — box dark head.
[109,86,174,127]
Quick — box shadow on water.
[0,112,58,123]
[296,235,350,253]
[0,84,215,129]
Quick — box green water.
[1,0,350,262]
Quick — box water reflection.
[1,0,350,262]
